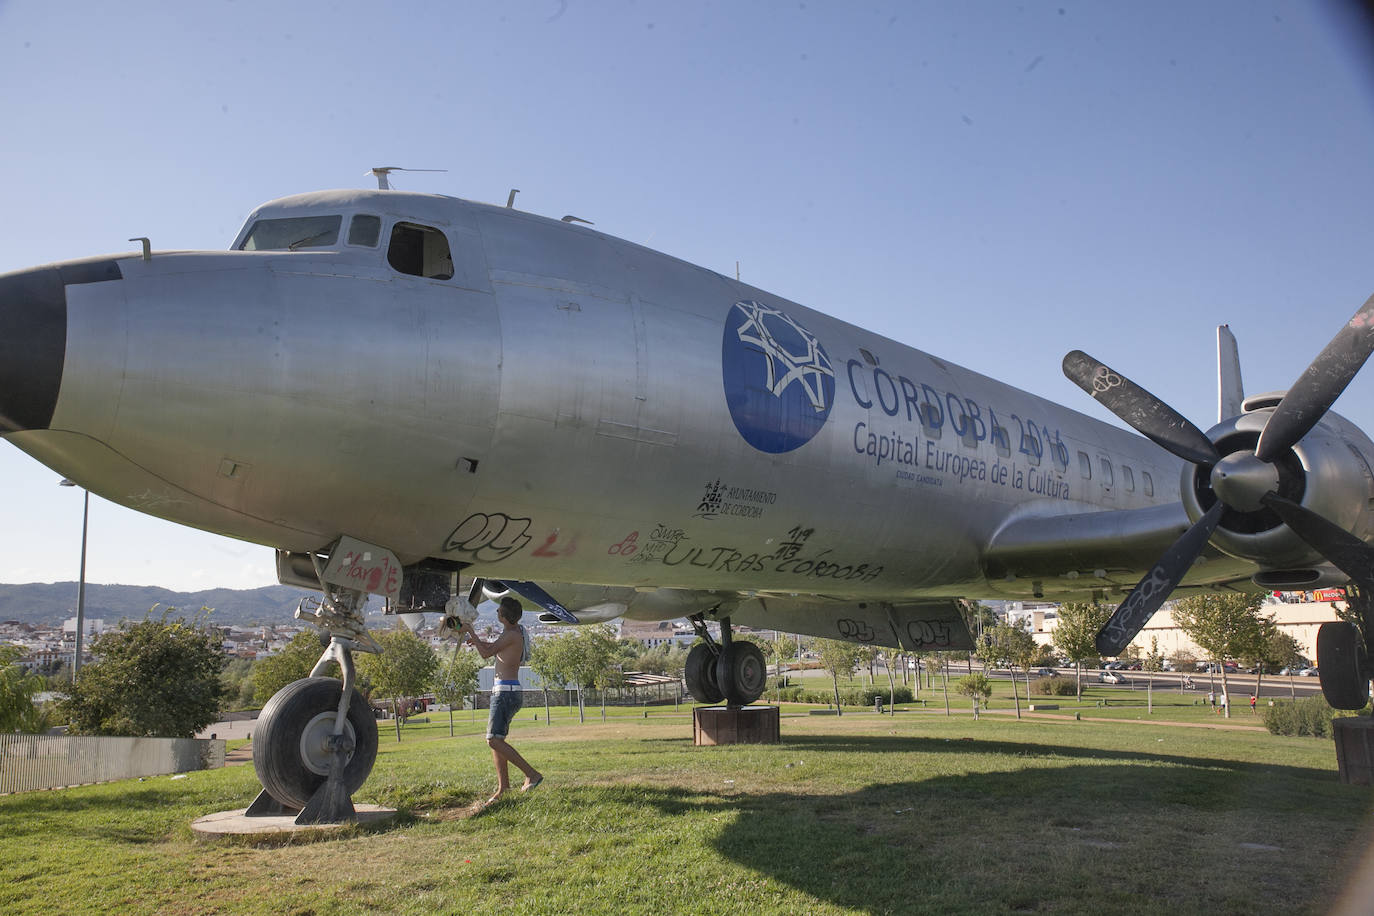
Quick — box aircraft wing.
[982,502,1260,600]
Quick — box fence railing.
[0,734,226,795]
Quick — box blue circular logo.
[721,300,835,453]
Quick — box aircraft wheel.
[1317,621,1370,711]
[716,641,767,706]
[685,644,724,705]
[253,676,379,809]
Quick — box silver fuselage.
[3,189,1194,611]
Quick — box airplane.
[3,179,1373,821]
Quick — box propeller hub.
[1210,452,1280,512]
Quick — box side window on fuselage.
[388,222,454,280]
[348,215,381,247]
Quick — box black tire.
[253,676,379,809]
[685,644,724,704]
[1317,621,1370,711]
[716,641,767,706]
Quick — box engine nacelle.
[1180,394,1374,581]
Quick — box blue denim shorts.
[487,689,523,739]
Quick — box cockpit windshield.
[238,215,342,251]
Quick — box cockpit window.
[387,222,453,280]
[347,215,381,248]
[239,215,342,251]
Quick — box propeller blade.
[1255,293,1374,462]
[1259,493,1374,592]
[1096,501,1225,656]
[1063,350,1221,467]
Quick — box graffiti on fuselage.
[625,522,884,584]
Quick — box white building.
[1031,595,1342,662]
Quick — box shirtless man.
[460,596,543,804]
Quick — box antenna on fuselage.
[366,166,447,190]
[507,189,520,208]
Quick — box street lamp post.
[59,480,89,681]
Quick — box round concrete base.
[191,804,398,839]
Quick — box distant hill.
[0,582,359,627]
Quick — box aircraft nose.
[0,265,68,433]
[0,258,125,433]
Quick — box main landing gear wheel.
[253,676,379,809]
[716,641,767,706]
[685,644,724,705]
[1317,621,1371,711]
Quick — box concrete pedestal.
[191,804,398,840]
[1333,716,1374,786]
[693,705,780,746]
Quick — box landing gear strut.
[684,614,766,706]
[1318,588,1374,711]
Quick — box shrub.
[1031,676,1078,696]
[859,686,914,706]
[1263,696,1339,738]
[766,686,805,703]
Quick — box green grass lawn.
[3,704,1371,915]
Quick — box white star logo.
[733,301,833,411]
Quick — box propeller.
[1062,294,1374,657]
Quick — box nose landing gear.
[247,539,399,825]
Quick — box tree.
[955,673,993,720]
[1,646,50,733]
[631,642,690,679]
[1142,636,1165,672]
[922,652,950,714]
[960,601,997,673]
[979,620,1037,718]
[356,626,439,741]
[59,609,228,738]
[1170,648,1198,683]
[573,625,627,721]
[1142,636,1165,713]
[1266,630,1305,699]
[529,632,575,724]
[220,657,255,710]
[815,639,863,715]
[530,625,622,723]
[766,632,798,681]
[1172,592,1271,719]
[432,647,483,736]
[253,629,333,703]
[1238,614,1280,709]
[1052,602,1111,699]
[1030,642,1058,668]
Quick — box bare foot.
[521,774,544,793]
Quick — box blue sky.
[2,1,1373,590]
